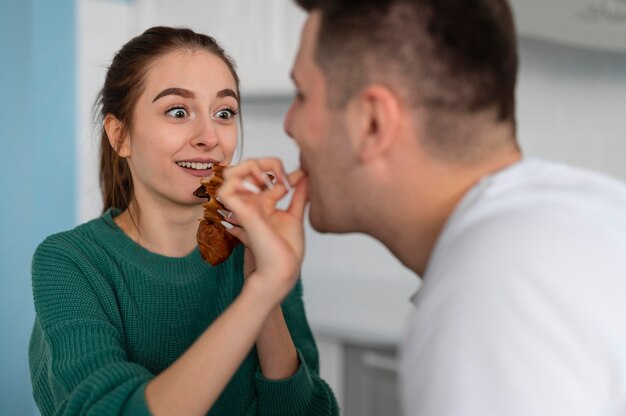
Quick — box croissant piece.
[193,164,239,265]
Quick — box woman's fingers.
[217,157,308,257]
[218,159,299,220]
[225,158,291,193]
[221,221,252,246]
[260,168,304,202]
[287,173,308,219]
[218,166,295,241]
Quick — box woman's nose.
[191,117,219,149]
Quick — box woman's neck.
[115,201,204,258]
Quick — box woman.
[29,26,337,415]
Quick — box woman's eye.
[215,108,237,120]
[166,107,188,119]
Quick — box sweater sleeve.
[252,279,340,416]
[29,236,153,416]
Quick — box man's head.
[285,0,521,253]
[292,0,518,154]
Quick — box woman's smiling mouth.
[176,161,214,170]
[176,161,215,177]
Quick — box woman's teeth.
[176,161,213,170]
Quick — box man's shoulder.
[423,161,626,300]
[438,159,626,259]
[480,159,626,218]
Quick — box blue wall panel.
[0,0,75,414]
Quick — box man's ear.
[104,114,130,158]
[348,85,401,162]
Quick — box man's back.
[402,158,626,415]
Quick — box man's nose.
[283,102,295,139]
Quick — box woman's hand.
[217,158,308,305]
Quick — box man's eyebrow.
[216,88,238,100]
[152,87,195,103]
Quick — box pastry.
[193,164,239,265]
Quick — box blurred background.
[2,0,625,414]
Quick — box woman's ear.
[348,85,401,163]
[104,114,130,158]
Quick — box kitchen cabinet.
[306,273,416,415]
[344,343,400,416]
[133,0,306,96]
[509,0,626,52]
[317,335,401,416]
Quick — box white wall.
[517,36,626,180]
[77,0,137,222]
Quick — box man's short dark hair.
[294,0,519,160]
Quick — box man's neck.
[373,147,522,277]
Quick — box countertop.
[302,274,420,346]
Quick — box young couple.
[31,1,626,415]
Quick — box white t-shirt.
[401,158,626,416]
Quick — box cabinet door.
[139,0,306,95]
[344,344,400,416]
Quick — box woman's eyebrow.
[216,89,238,101]
[152,87,195,103]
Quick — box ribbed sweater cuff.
[121,381,152,416]
[255,349,314,415]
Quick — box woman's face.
[123,49,239,210]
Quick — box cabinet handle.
[361,351,398,373]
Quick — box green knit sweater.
[29,209,338,416]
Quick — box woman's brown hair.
[95,26,241,213]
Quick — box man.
[219,0,626,414]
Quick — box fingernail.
[262,172,275,190]
[242,180,261,194]
[220,220,234,229]
[217,209,234,219]
[215,196,224,204]
[266,171,278,184]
